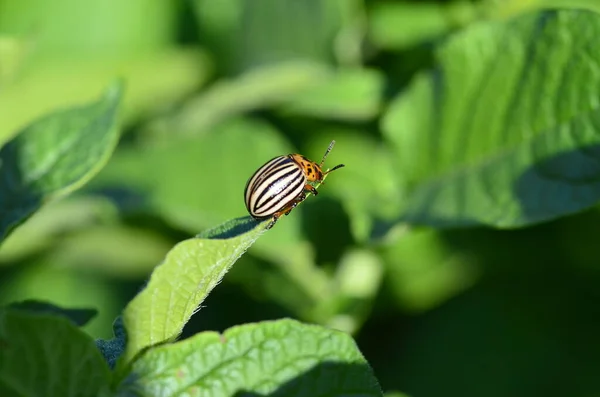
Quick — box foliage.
[1,1,600,396]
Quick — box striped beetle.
[244,140,344,228]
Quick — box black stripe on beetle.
[244,156,290,202]
[255,172,305,216]
[246,157,298,209]
[254,166,303,210]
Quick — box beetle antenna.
[319,140,336,167]
[323,163,345,175]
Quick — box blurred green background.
[2,0,600,396]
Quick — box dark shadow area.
[175,0,200,45]
[370,42,437,103]
[514,143,600,225]
[0,137,44,240]
[373,267,600,397]
[362,216,600,397]
[300,196,354,265]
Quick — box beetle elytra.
[244,140,344,228]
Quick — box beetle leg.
[285,193,307,216]
[304,184,318,196]
[267,214,279,229]
[268,202,295,228]
[267,192,309,228]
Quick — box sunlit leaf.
[119,319,383,397]
[0,49,208,145]
[152,62,330,136]
[0,35,29,86]
[383,10,600,228]
[368,1,476,50]
[193,0,347,74]
[121,217,269,363]
[0,0,176,57]
[282,68,384,121]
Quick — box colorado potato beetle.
[244,140,344,228]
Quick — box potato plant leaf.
[160,62,330,135]
[383,10,600,228]
[192,0,347,74]
[282,68,384,121]
[118,318,382,397]
[0,82,123,241]
[0,309,111,397]
[368,1,477,50]
[121,217,269,364]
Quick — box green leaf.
[193,0,347,74]
[0,81,122,240]
[0,0,176,58]
[0,309,111,397]
[0,49,207,145]
[7,300,97,327]
[118,319,382,397]
[368,1,477,50]
[382,10,600,228]
[0,35,28,87]
[367,0,600,52]
[281,68,385,121]
[152,62,330,136]
[481,0,600,20]
[121,217,269,364]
